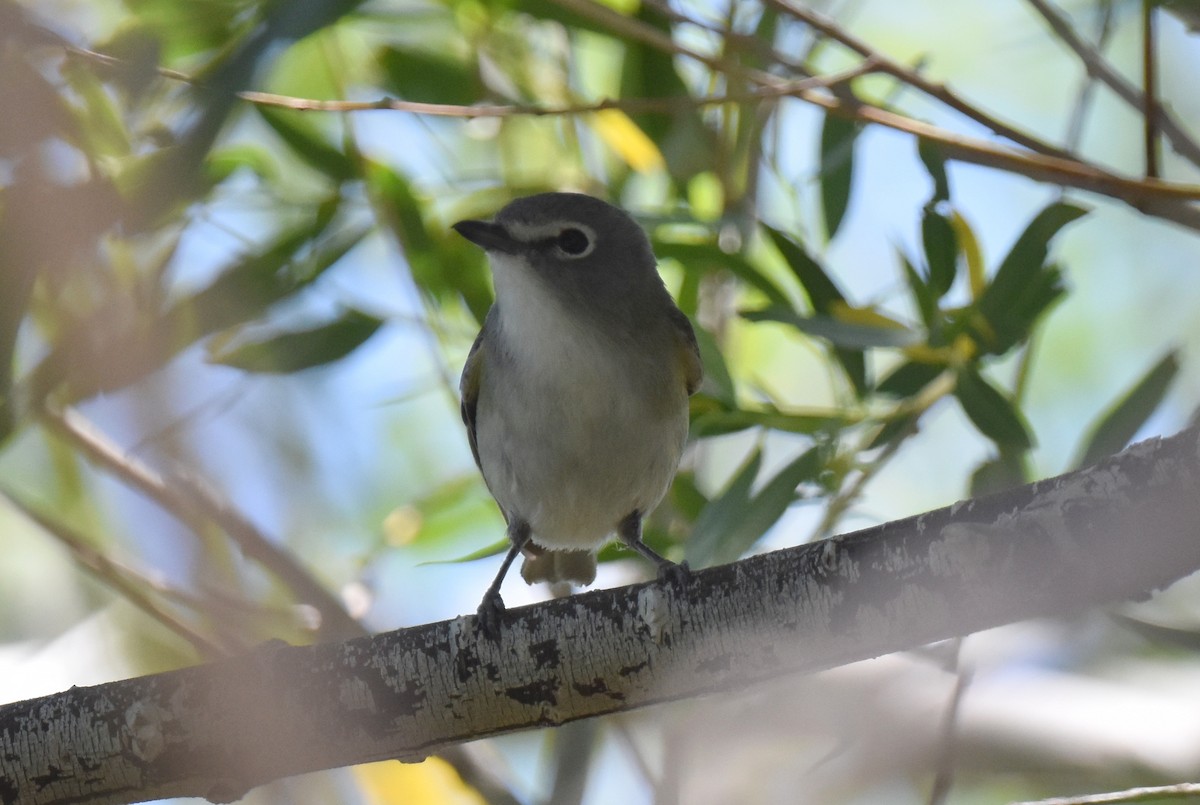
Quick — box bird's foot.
[657,559,690,588]
[475,589,507,640]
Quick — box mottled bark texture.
[3,428,1200,805]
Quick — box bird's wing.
[667,306,703,395]
[460,324,487,471]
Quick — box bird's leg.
[476,519,531,638]
[617,510,689,585]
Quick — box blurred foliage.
[1,0,1198,803]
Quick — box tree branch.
[4,426,1200,805]
[40,407,365,642]
[1023,0,1200,169]
[0,489,229,658]
[762,0,1079,161]
[237,63,877,116]
[1010,781,1200,805]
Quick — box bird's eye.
[555,227,591,256]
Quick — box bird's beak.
[453,220,521,254]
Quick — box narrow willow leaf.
[209,310,385,374]
[955,369,1033,449]
[257,106,355,183]
[1076,351,1179,468]
[921,207,958,298]
[763,226,845,313]
[917,138,951,203]
[819,113,859,240]
[743,306,920,349]
[686,447,823,567]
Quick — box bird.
[453,192,702,632]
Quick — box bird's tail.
[520,546,597,586]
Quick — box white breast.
[476,254,688,551]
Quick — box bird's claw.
[658,559,690,588]
[476,589,507,639]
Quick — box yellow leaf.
[590,109,665,174]
[354,758,486,805]
[950,210,985,300]
[901,344,952,364]
[828,301,907,329]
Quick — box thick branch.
[3,427,1200,805]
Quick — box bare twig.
[1142,0,1160,178]
[928,641,971,805]
[239,62,877,116]
[67,7,1200,228]
[240,73,1200,221]
[543,0,779,85]
[1008,782,1200,805]
[1064,1,1117,150]
[763,0,1079,161]
[40,407,366,641]
[1,489,229,657]
[1023,0,1200,169]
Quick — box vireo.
[454,192,702,631]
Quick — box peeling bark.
[3,427,1200,805]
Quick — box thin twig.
[240,71,1200,217]
[1023,0,1200,169]
[928,640,971,805]
[41,407,366,641]
[1,489,230,657]
[543,0,779,86]
[1142,0,1160,178]
[763,0,1080,161]
[239,64,874,116]
[66,10,1200,227]
[1064,0,1116,150]
[1009,782,1200,805]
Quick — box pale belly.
[475,338,688,551]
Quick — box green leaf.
[955,369,1033,449]
[692,326,735,406]
[206,144,281,184]
[917,137,951,203]
[877,361,944,397]
[867,412,919,450]
[377,46,480,106]
[969,452,1028,496]
[764,226,845,313]
[177,213,363,338]
[838,348,869,398]
[690,404,850,438]
[899,249,938,333]
[655,241,790,307]
[686,446,824,567]
[669,471,709,523]
[62,58,132,158]
[38,211,367,403]
[209,309,385,374]
[420,539,508,565]
[760,228,868,394]
[1075,350,1179,468]
[819,113,859,240]
[256,105,355,183]
[976,202,1086,353]
[992,203,1087,296]
[921,207,958,298]
[743,306,921,349]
